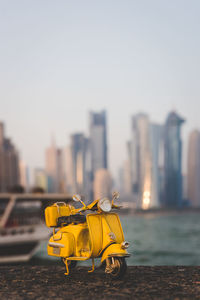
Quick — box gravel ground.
[0,265,200,299]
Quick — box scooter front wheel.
[106,257,127,279]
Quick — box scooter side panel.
[76,228,91,257]
[86,214,102,257]
[60,224,91,258]
[103,213,124,243]
[48,232,74,257]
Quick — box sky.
[0,0,200,178]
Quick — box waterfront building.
[19,160,29,191]
[62,146,74,194]
[163,111,185,207]
[182,173,188,203]
[129,113,152,209]
[117,167,124,195]
[0,122,20,192]
[57,148,65,193]
[127,114,163,209]
[34,168,48,192]
[149,124,164,208]
[84,138,93,201]
[187,130,200,207]
[89,110,108,174]
[122,159,132,196]
[0,122,4,147]
[70,133,91,198]
[93,168,112,200]
[45,138,59,193]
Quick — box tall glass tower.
[129,113,152,209]
[0,122,20,192]
[70,133,88,195]
[163,112,185,207]
[89,110,108,174]
[187,130,200,207]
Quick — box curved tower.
[187,130,200,207]
[163,112,185,207]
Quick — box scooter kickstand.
[64,259,69,276]
[88,258,95,273]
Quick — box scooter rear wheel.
[106,257,127,279]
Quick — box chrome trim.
[48,242,65,248]
[121,241,130,249]
[108,253,130,257]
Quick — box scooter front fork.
[105,257,116,274]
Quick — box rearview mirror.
[112,191,120,199]
[73,194,81,202]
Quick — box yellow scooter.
[45,192,130,278]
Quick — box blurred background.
[0,0,200,266]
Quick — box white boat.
[0,193,71,263]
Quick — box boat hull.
[0,224,50,263]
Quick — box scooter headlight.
[98,197,112,212]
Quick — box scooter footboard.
[101,243,130,263]
[48,232,74,257]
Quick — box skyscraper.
[127,114,163,209]
[129,113,152,209]
[62,146,74,194]
[45,138,60,193]
[34,168,48,192]
[163,111,185,207]
[0,122,20,192]
[150,124,164,208]
[93,168,112,200]
[121,159,132,196]
[19,160,29,191]
[187,130,200,207]
[0,122,4,147]
[57,148,65,193]
[70,133,91,198]
[89,110,108,174]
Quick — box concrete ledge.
[0,266,200,299]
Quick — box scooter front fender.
[101,243,130,263]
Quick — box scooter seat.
[57,214,86,226]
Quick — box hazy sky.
[0,0,200,177]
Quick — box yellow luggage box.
[45,202,71,227]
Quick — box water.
[35,212,200,266]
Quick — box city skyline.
[1,107,200,208]
[0,105,194,178]
[1,108,199,183]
